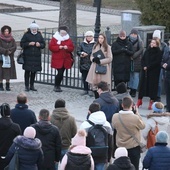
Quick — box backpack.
[86,120,109,159]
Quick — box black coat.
[0,117,21,170]
[138,47,162,100]
[5,136,43,170]
[111,37,134,82]
[10,104,37,133]
[107,156,135,170]
[77,40,95,72]
[32,120,62,169]
[20,29,45,72]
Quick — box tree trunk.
[59,0,77,38]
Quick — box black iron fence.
[35,29,116,89]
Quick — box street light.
[94,0,101,39]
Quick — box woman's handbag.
[118,114,147,153]
[95,64,107,74]
[4,148,19,170]
[147,122,159,149]
[17,50,24,64]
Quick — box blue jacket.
[5,136,43,170]
[94,92,119,123]
[143,143,170,170]
[11,104,37,133]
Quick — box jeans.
[95,163,105,170]
[81,70,89,91]
[128,72,139,90]
[127,145,140,170]
[55,67,65,87]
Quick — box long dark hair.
[94,33,108,52]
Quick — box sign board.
[123,13,132,21]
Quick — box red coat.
[49,37,74,69]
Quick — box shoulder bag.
[118,113,147,153]
[95,64,107,74]
[17,49,24,64]
[147,122,158,149]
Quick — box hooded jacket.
[50,107,77,149]
[107,156,135,170]
[60,146,94,170]
[5,136,43,170]
[94,91,119,123]
[32,120,62,168]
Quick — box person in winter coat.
[0,25,17,91]
[128,29,144,97]
[112,96,145,170]
[77,31,95,95]
[143,131,170,170]
[80,109,113,170]
[32,109,62,170]
[162,40,170,112]
[111,30,134,87]
[5,127,43,170]
[93,81,119,123]
[86,33,112,99]
[10,93,37,133]
[50,99,77,159]
[0,103,21,170]
[106,147,135,170]
[142,102,170,145]
[49,26,74,92]
[20,21,45,91]
[60,129,94,170]
[137,38,162,110]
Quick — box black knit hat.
[130,29,138,35]
[58,26,69,33]
[0,103,10,117]
[116,82,127,94]
[1,25,12,34]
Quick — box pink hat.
[24,127,36,139]
[71,129,87,146]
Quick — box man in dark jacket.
[112,30,134,86]
[32,109,62,170]
[0,103,21,170]
[94,81,119,123]
[10,93,37,133]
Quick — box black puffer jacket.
[5,136,43,170]
[77,39,95,72]
[111,37,134,82]
[32,120,62,169]
[107,156,135,170]
[20,29,45,72]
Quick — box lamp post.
[94,0,101,40]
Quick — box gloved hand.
[4,50,9,56]
[92,57,100,64]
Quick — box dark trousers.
[81,70,89,91]
[55,67,65,87]
[127,145,140,170]
[165,77,170,112]
[24,71,36,87]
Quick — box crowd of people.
[0,22,170,170]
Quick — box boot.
[6,82,11,91]
[30,86,37,91]
[0,83,4,91]
[148,100,153,110]
[136,99,142,108]
[25,86,30,92]
[93,90,99,99]
[54,86,62,92]
[131,89,136,98]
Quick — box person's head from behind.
[17,93,27,104]
[97,81,109,95]
[0,103,10,117]
[114,147,128,159]
[152,102,164,113]
[39,109,50,121]
[116,82,127,94]
[122,97,133,110]
[54,98,65,108]
[23,127,36,139]
[88,103,100,114]
[156,131,169,144]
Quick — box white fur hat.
[24,127,36,139]
[114,147,128,159]
[153,30,161,39]
[85,31,94,37]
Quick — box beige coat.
[86,44,112,90]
